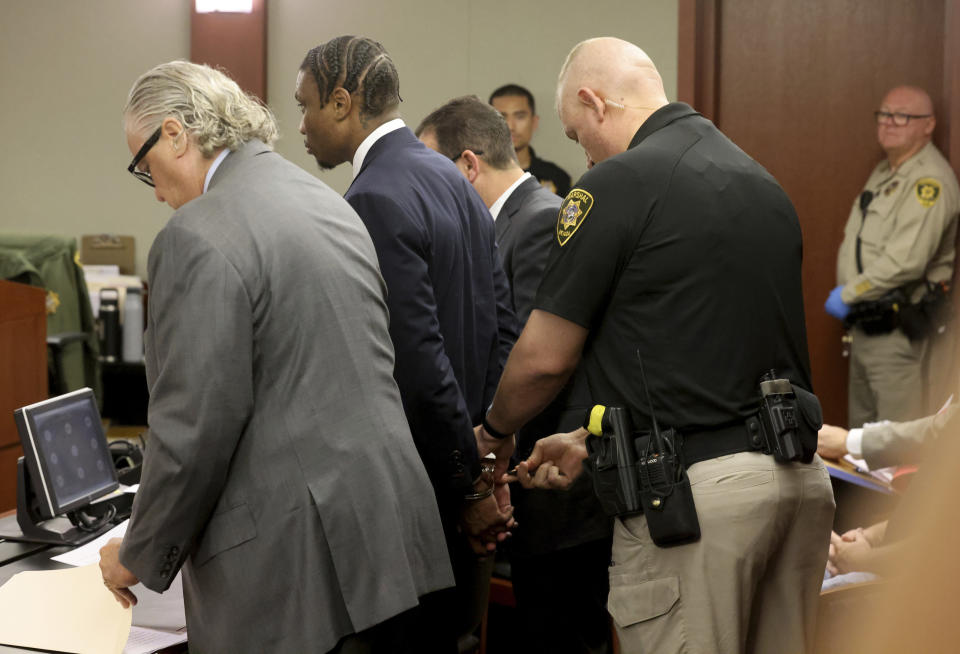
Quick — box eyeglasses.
[127,127,162,187]
[451,150,483,162]
[874,111,932,127]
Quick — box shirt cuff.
[846,428,864,457]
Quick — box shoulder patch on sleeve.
[915,178,941,208]
[557,189,594,246]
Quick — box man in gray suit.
[98,61,452,654]
[418,97,615,653]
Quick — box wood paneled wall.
[679,0,960,425]
[0,281,48,512]
[190,0,267,102]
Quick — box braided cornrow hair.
[300,36,402,120]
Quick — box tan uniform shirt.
[837,141,960,304]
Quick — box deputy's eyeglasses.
[127,127,162,187]
[874,111,932,127]
[451,150,483,162]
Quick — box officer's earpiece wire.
[604,99,662,111]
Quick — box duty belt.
[679,416,767,467]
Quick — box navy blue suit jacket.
[345,126,518,506]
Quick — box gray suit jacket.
[120,141,452,653]
[862,404,959,469]
[495,176,561,325]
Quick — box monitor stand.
[0,459,114,546]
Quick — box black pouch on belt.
[900,281,953,342]
[585,405,700,546]
[635,430,701,547]
[844,288,905,335]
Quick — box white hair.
[124,60,278,157]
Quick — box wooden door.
[679,0,960,425]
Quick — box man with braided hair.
[296,36,519,652]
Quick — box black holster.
[844,289,905,335]
[758,372,821,463]
[899,280,953,341]
[584,407,700,547]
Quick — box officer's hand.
[504,428,589,490]
[825,285,851,320]
[817,424,850,460]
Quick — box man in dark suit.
[418,96,614,654]
[296,37,518,652]
[417,95,558,324]
[99,61,452,654]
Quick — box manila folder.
[0,563,131,654]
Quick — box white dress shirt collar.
[352,118,406,179]
[203,148,231,193]
[489,172,533,221]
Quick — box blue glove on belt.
[825,285,850,320]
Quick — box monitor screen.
[15,388,118,518]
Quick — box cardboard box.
[81,235,135,275]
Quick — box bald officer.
[827,86,959,426]
[485,38,835,654]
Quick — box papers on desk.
[0,563,131,654]
[843,454,896,484]
[43,517,188,651]
[128,573,186,632]
[51,519,129,567]
[124,626,187,654]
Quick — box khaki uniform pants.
[848,326,927,427]
[608,452,835,654]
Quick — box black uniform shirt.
[526,146,572,197]
[534,103,813,431]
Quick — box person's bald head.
[882,86,934,116]
[876,85,935,167]
[555,37,668,168]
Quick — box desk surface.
[0,511,186,654]
[0,541,70,586]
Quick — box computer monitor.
[9,388,120,544]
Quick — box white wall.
[0,0,677,278]
[269,0,678,199]
[0,1,190,279]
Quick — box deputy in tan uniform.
[827,86,959,426]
